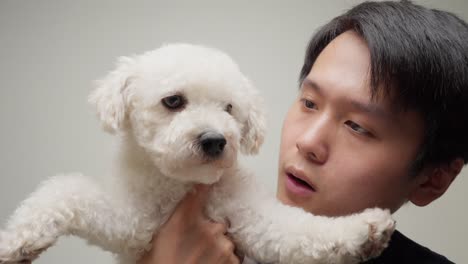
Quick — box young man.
[139,1,468,263]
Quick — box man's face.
[277,31,425,216]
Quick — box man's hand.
[138,184,240,264]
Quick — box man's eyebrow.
[349,100,393,120]
[301,78,393,120]
[301,78,322,95]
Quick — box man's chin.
[277,188,305,208]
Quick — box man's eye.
[302,99,316,109]
[162,95,186,110]
[345,121,372,136]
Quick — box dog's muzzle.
[199,132,226,158]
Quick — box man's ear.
[409,158,464,206]
[88,56,136,134]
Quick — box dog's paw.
[0,230,56,264]
[346,208,395,261]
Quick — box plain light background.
[1,0,467,263]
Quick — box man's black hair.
[300,0,468,173]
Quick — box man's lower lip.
[285,174,315,197]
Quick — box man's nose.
[296,116,330,164]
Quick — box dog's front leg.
[219,177,395,264]
[0,173,140,263]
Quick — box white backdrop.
[0,0,467,263]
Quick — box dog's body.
[0,44,394,264]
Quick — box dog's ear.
[240,78,266,155]
[88,56,136,134]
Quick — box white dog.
[0,44,395,264]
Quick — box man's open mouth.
[287,173,316,192]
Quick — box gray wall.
[0,0,466,263]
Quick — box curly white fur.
[0,43,395,264]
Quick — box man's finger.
[175,184,211,216]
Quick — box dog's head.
[89,44,266,183]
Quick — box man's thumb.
[191,184,211,206]
[179,184,211,212]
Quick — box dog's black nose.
[200,132,227,157]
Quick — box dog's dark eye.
[225,103,233,114]
[162,95,185,110]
